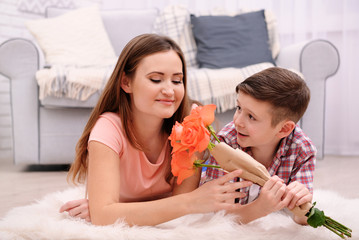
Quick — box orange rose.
[188,104,216,126]
[169,122,187,154]
[171,150,196,184]
[180,116,210,156]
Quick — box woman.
[60,34,251,226]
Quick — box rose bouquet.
[169,104,220,184]
[169,104,352,239]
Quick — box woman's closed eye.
[172,79,183,85]
[150,78,161,83]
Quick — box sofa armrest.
[0,38,41,163]
[276,39,340,159]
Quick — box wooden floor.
[0,155,359,218]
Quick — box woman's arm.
[87,141,252,226]
[172,167,201,196]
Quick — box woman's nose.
[161,83,174,96]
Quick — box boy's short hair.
[236,67,310,126]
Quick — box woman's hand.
[187,169,252,213]
[59,198,91,222]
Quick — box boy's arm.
[229,176,291,224]
[231,152,315,225]
[286,153,316,224]
[285,181,313,225]
[290,154,316,194]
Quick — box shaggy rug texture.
[0,187,357,240]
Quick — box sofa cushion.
[191,10,275,69]
[46,8,158,57]
[26,5,117,66]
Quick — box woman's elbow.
[90,206,119,226]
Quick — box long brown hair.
[68,34,191,184]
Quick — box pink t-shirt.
[89,112,172,202]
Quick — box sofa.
[0,5,340,164]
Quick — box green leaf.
[307,207,326,228]
[305,202,352,238]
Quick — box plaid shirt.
[201,121,316,205]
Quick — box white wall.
[0,0,358,160]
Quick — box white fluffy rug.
[0,187,357,240]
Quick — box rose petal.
[199,104,216,126]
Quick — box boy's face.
[233,92,284,149]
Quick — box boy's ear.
[121,74,132,93]
[277,120,296,138]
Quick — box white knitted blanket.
[36,63,116,101]
[187,62,274,112]
[0,187,357,240]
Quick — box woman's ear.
[277,120,296,139]
[121,75,132,93]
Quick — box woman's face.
[123,50,185,121]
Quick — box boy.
[201,67,316,225]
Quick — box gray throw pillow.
[191,10,275,69]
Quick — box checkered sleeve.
[291,153,316,193]
[282,127,317,194]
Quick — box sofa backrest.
[46,7,158,55]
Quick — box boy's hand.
[256,176,291,215]
[284,181,313,210]
[283,181,312,225]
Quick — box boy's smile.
[237,131,249,138]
